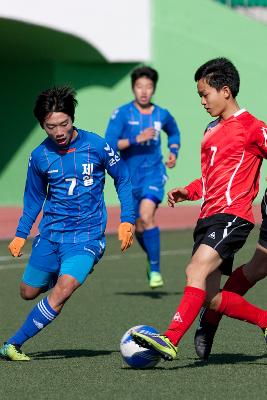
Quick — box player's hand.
[167,187,189,207]
[8,236,26,257]
[165,152,177,168]
[118,222,134,252]
[137,128,155,144]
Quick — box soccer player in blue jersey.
[0,86,135,361]
[105,66,181,289]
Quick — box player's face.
[133,77,155,108]
[197,78,230,118]
[43,112,75,147]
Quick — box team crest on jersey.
[104,143,120,166]
[153,121,161,141]
[82,163,94,186]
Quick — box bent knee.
[139,214,154,228]
[20,284,41,300]
[185,262,209,287]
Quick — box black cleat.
[194,308,218,361]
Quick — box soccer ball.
[120,325,161,369]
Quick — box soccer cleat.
[194,309,218,361]
[149,271,164,289]
[131,331,177,361]
[0,343,30,361]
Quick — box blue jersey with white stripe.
[16,128,135,243]
[105,101,181,184]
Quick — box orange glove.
[118,222,134,252]
[8,236,26,257]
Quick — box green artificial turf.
[0,228,266,400]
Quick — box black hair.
[194,57,240,98]
[33,86,78,127]
[131,66,159,89]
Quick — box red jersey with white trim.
[185,109,267,223]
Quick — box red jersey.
[185,109,267,223]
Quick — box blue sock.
[143,227,160,273]
[7,297,58,346]
[135,231,147,253]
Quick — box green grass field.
[0,228,267,400]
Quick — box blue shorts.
[22,235,106,287]
[132,172,168,218]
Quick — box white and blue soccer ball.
[120,325,161,369]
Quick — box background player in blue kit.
[0,86,135,361]
[105,66,181,289]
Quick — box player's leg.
[195,199,267,359]
[49,252,97,311]
[132,214,254,360]
[139,197,163,288]
[0,265,58,361]
[133,190,154,279]
[195,251,267,361]
[0,253,96,362]
[20,263,58,300]
[134,171,165,288]
[198,248,267,328]
[0,237,61,361]
[34,238,105,339]
[194,269,222,360]
[209,287,267,332]
[132,243,223,360]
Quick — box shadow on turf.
[115,291,182,299]
[163,353,267,369]
[119,353,267,370]
[29,349,119,360]
[195,352,267,365]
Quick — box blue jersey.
[105,101,181,187]
[16,128,135,243]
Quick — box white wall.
[0,0,151,62]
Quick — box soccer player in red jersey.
[131,57,267,361]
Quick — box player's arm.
[9,155,48,257]
[105,108,155,151]
[167,187,189,207]
[185,178,203,200]
[102,142,135,251]
[163,110,181,168]
[167,178,202,207]
[105,108,126,151]
[246,123,267,159]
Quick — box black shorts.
[259,189,267,248]
[192,213,254,276]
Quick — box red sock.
[164,286,206,345]
[218,290,267,328]
[204,265,254,327]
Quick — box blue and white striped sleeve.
[101,142,135,225]
[16,154,48,238]
[105,108,124,151]
[163,110,181,149]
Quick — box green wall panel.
[152,0,267,201]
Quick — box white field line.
[0,243,255,271]
[0,249,192,270]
